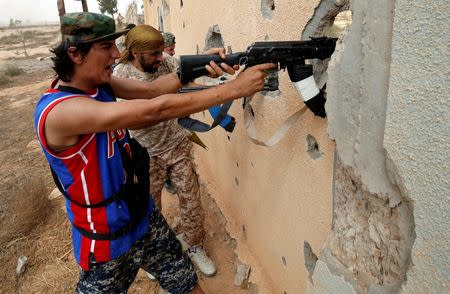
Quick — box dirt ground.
[0,26,255,293]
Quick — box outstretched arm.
[44,63,274,151]
[110,73,181,100]
[110,47,237,100]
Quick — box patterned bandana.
[119,25,164,64]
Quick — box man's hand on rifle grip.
[204,47,239,78]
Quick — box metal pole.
[57,0,66,18]
[81,0,89,12]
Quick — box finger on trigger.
[256,63,277,71]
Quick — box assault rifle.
[176,37,337,133]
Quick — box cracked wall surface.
[306,0,417,293]
[307,0,448,293]
[144,1,334,293]
[143,0,448,292]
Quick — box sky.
[0,0,143,25]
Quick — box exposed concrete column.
[307,0,415,292]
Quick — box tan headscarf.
[119,24,164,64]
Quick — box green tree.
[97,0,118,19]
[9,18,22,28]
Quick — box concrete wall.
[385,0,449,292]
[308,0,449,293]
[143,0,449,293]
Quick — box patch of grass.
[0,33,21,45]
[0,175,51,246]
[4,64,25,77]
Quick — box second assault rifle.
[178,37,337,118]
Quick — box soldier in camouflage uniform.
[162,31,176,56]
[113,25,216,277]
[35,11,273,294]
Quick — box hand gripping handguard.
[178,37,337,118]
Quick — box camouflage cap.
[61,12,128,44]
[162,32,176,47]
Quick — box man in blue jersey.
[34,12,273,294]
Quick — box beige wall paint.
[144,1,334,293]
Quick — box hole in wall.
[241,224,247,239]
[196,44,199,55]
[161,0,170,16]
[282,256,287,266]
[182,21,185,29]
[157,0,170,32]
[306,134,323,159]
[235,177,239,186]
[157,7,164,31]
[204,24,224,51]
[180,0,183,8]
[324,10,352,38]
[304,241,318,283]
[301,1,351,87]
[226,45,233,54]
[261,0,275,20]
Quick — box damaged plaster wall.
[308,0,449,293]
[144,1,334,293]
[308,0,416,292]
[143,0,448,293]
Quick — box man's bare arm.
[44,63,274,150]
[111,48,237,100]
[109,74,181,100]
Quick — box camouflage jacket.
[113,56,188,156]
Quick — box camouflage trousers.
[76,207,197,294]
[150,138,205,247]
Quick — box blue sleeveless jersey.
[34,85,154,270]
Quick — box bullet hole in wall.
[180,0,183,8]
[242,224,247,239]
[261,0,275,20]
[227,135,231,141]
[282,256,287,266]
[306,134,323,160]
[161,0,170,17]
[235,177,239,186]
[204,24,224,51]
[264,34,270,41]
[304,241,318,282]
[182,21,185,29]
[196,44,199,55]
